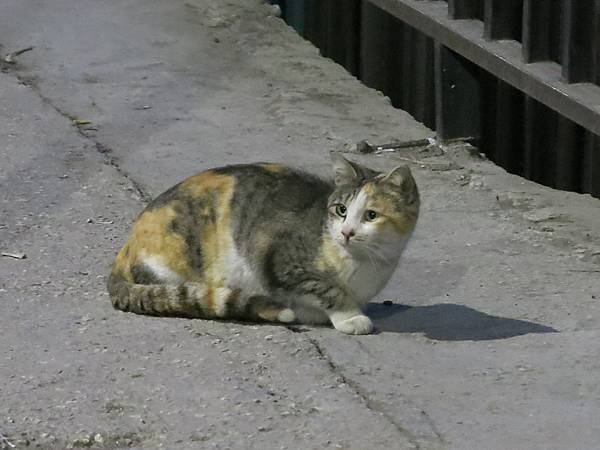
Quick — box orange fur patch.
[112,205,195,282]
[180,171,236,315]
[315,234,350,273]
[113,170,237,317]
[258,163,284,173]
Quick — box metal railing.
[271,0,600,198]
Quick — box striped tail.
[107,271,218,318]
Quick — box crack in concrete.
[2,65,152,205]
[82,139,152,204]
[308,337,432,450]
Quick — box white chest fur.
[340,237,409,304]
[225,245,265,297]
[342,254,398,303]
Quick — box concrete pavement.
[1,1,600,449]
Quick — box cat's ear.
[331,153,370,186]
[382,165,412,186]
[382,165,419,202]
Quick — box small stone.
[264,335,273,341]
[523,208,561,223]
[94,433,103,444]
[265,4,281,17]
[468,175,486,190]
[71,434,92,447]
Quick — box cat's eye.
[335,204,347,217]
[364,210,378,221]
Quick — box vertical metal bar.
[484,0,523,41]
[548,0,563,63]
[284,0,305,36]
[554,117,581,190]
[332,0,361,76]
[448,0,475,19]
[387,16,405,108]
[340,0,362,76]
[304,0,325,51]
[434,43,481,142]
[591,135,600,197]
[402,25,414,113]
[474,1,485,21]
[524,97,557,184]
[522,0,551,63]
[412,33,435,129]
[523,93,535,180]
[582,132,600,197]
[593,0,600,85]
[561,0,596,83]
[360,1,389,93]
[479,71,498,163]
[323,0,337,58]
[493,80,523,173]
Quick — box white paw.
[277,308,296,323]
[332,314,373,335]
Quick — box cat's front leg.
[265,242,374,335]
[291,278,373,335]
[328,310,373,335]
[242,295,296,323]
[298,280,373,334]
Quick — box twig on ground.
[0,432,16,448]
[389,156,436,165]
[1,252,26,259]
[357,138,434,153]
[3,46,34,63]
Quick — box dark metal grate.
[271,0,600,198]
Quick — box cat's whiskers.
[352,241,385,272]
[369,239,403,264]
[356,241,392,267]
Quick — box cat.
[107,154,419,334]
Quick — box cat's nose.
[341,229,355,243]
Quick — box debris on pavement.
[3,46,33,63]
[1,252,26,259]
[356,138,433,154]
[0,431,15,448]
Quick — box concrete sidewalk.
[1,1,599,449]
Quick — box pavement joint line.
[2,66,152,205]
[307,337,433,449]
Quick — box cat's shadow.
[363,302,557,341]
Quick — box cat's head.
[327,154,420,255]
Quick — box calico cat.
[107,154,419,334]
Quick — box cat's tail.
[107,271,227,318]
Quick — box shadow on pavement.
[364,303,557,341]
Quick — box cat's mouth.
[339,237,365,253]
